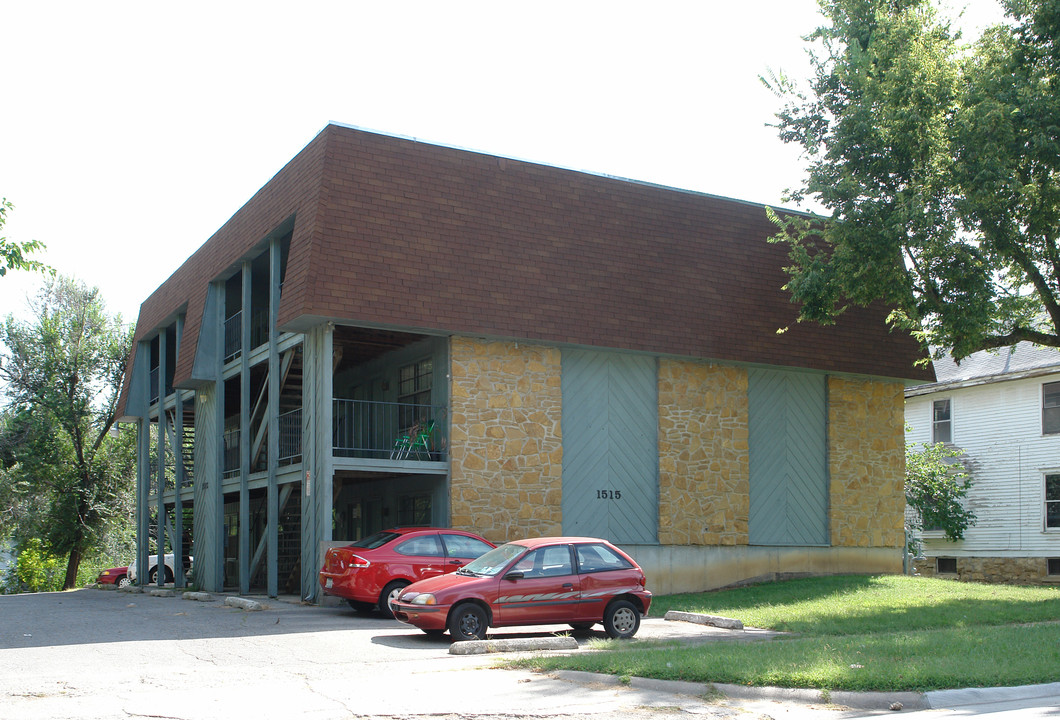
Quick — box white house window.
[932,399,952,444]
[1046,474,1060,530]
[1044,383,1060,435]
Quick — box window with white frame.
[1046,473,1060,530]
[1044,382,1060,435]
[932,399,952,444]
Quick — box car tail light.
[638,575,647,587]
[326,549,370,571]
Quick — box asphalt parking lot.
[0,586,778,720]
[2,587,1057,720]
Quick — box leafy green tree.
[0,198,50,278]
[0,276,134,589]
[905,441,976,556]
[767,0,1060,361]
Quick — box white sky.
[0,0,1005,326]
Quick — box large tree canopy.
[0,276,134,589]
[768,0,1060,361]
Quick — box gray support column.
[239,261,251,595]
[300,323,334,602]
[299,328,316,602]
[267,238,281,597]
[322,325,334,553]
[136,408,150,587]
[155,330,167,587]
[173,317,185,588]
[137,339,151,586]
[211,282,226,591]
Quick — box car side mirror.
[503,570,524,581]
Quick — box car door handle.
[449,560,464,565]
[562,583,574,589]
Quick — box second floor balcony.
[221,400,446,480]
[333,399,447,462]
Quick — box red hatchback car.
[391,536,652,641]
[319,528,495,618]
[96,566,130,588]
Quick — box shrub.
[1,538,64,594]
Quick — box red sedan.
[319,528,495,618]
[96,566,130,588]
[391,536,652,641]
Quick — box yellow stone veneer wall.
[658,359,750,546]
[449,337,563,543]
[828,377,906,548]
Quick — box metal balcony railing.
[279,408,302,465]
[223,427,240,477]
[333,400,447,461]
[224,312,241,362]
[250,308,270,350]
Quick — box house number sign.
[596,490,622,500]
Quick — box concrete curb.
[117,585,143,594]
[450,636,580,655]
[148,589,175,598]
[552,671,928,712]
[182,592,214,602]
[224,596,265,611]
[926,681,1060,709]
[664,610,744,630]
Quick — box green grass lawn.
[507,575,1060,692]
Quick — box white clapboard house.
[905,342,1060,584]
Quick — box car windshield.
[349,531,401,550]
[459,542,528,576]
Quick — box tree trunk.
[63,545,82,590]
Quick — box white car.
[128,554,191,584]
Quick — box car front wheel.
[116,575,130,589]
[603,599,640,639]
[448,602,488,641]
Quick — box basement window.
[936,557,957,574]
[1048,559,1060,576]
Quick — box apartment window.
[1046,474,1060,530]
[936,557,957,574]
[932,399,952,444]
[397,494,432,526]
[1044,382,1060,434]
[399,359,432,405]
[398,358,433,428]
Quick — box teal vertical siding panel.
[562,349,658,544]
[192,385,219,589]
[748,369,829,546]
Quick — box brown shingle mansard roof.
[118,123,932,416]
